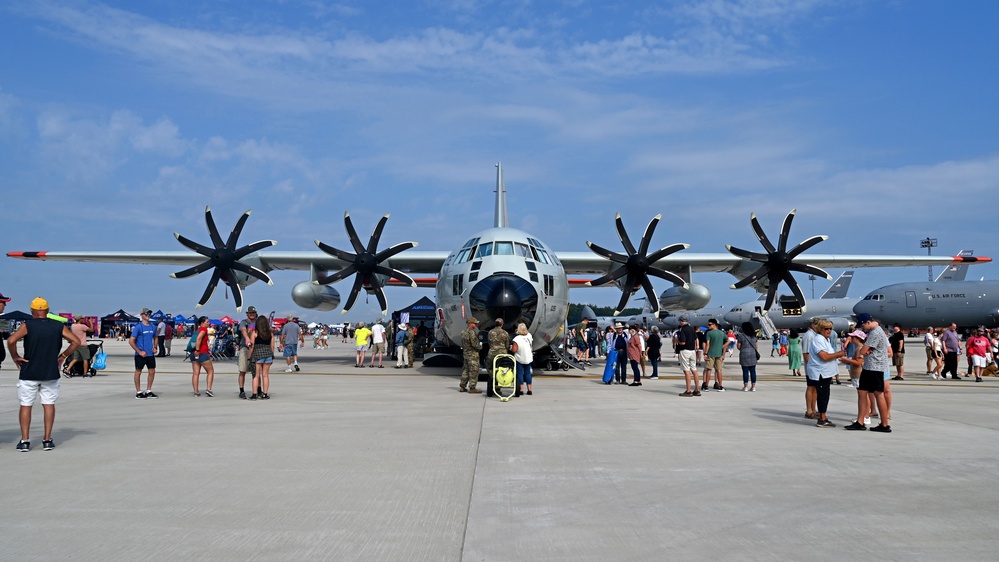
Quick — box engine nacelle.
[291,281,341,311]
[659,283,711,311]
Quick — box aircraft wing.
[556,252,989,276]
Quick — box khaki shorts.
[925,347,935,361]
[705,356,724,371]
[238,346,251,372]
[892,353,904,367]
[372,342,386,355]
[679,349,697,372]
[72,345,91,361]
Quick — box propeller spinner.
[314,212,418,315]
[726,209,831,312]
[171,206,276,312]
[585,214,689,315]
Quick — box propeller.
[726,208,831,312]
[585,213,690,315]
[170,206,276,312]
[314,212,418,315]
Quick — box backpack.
[185,332,198,353]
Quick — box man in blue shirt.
[129,308,159,399]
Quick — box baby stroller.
[490,353,518,402]
[63,339,104,378]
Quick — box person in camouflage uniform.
[406,324,416,368]
[460,318,482,393]
[486,318,511,373]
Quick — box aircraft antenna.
[494,162,508,228]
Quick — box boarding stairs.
[754,311,778,339]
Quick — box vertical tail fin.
[820,270,854,299]
[935,250,973,282]
[494,163,508,228]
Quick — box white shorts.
[679,349,697,373]
[17,379,60,406]
[971,355,988,368]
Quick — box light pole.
[808,275,816,300]
[920,237,938,282]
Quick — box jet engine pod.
[468,273,539,331]
[291,281,341,311]
[658,283,711,312]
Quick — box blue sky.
[2,0,996,322]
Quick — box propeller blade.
[226,210,252,250]
[372,265,417,288]
[316,264,358,286]
[726,245,768,262]
[234,239,276,260]
[585,241,627,264]
[367,214,390,254]
[637,214,662,256]
[762,281,780,312]
[730,264,769,289]
[171,260,215,279]
[374,241,418,263]
[781,271,807,311]
[647,266,689,288]
[204,206,225,249]
[786,235,829,259]
[315,240,356,263]
[640,276,659,314]
[343,212,366,255]
[340,276,365,314]
[614,214,637,256]
[373,286,389,315]
[646,242,689,264]
[613,273,637,315]
[174,233,213,256]
[789,263,832,280]
[777,209,797,254]
[750,213,777,254]
[223,272,244,312]
[230,261,274,285]
[196,269,223,309]
[585,266,627,287]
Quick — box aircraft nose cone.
[468,273,539,331]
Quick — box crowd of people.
[5,288,999,450]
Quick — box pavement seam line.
[458,391,488,561]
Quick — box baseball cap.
[678,315,689,323]
[467,317,479,324]
[140,307,153,316]
[847,330,867,340]
[246,306,257,313]
[30,297,49,310]
[0,292,11,303]
[855,313,873,325]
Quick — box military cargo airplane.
[853,278,999,329]
[8,165,990,357]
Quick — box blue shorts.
[255,357,274,365]
[283,344,298,358]
[195,353,212,363]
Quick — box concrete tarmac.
[2,338,998,561]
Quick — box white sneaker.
[284,367,294,372]
[864,417,871,425]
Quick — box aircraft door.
[905,291,917,308]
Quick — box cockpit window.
[514,243,531,258]
[462,237,480,249]
[456,248,471,264]
[494,242,514,255]
[863,294,885,301]
[475,243,493,258]
[536,249,551,265]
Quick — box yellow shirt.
[355,327,372,346]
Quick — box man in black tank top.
[6,297,81,452]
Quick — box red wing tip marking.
[7,251,48,258]
[957,256,991,263]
